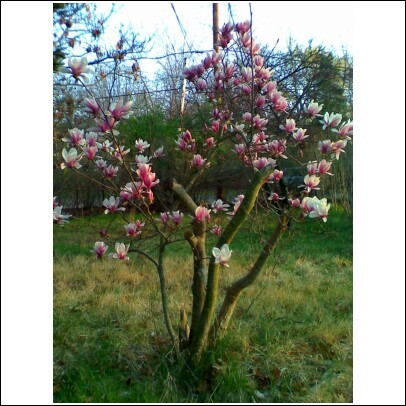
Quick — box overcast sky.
[95,1,353,78]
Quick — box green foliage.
[54,209,352,402]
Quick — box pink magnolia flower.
[103,165,119,179]
[53,206,72,225]
[122,181,143,200]
[170,211,184,226]
[61,57,91,81]
[268,169,283,183]
[84,98,101,116]
[107,99,133,121]
[111,242,130,261]
[160,212,170,225]
[153,146,165,159]
[304,100,323,117]
[136,163,152,182]
[113,146,131,162]
[204,137,216,149]
[333,119,353,140]
[252,114,268,129]
[307,161,318,175]
[234,143,247,157]
[195,206,211,223]
[320,112,342,130]
[211,120,220,133]
[273,96,288,112]
[279,118,296,133]
[83,146,98,160]
[142,172,160,189]
[211,225,222,235]
[92,241,108,258]
[211,199,230,213]
[212,244,232,267]
[331,140,347,160]
[191,154,207,168]
[300,196,316,214]
[263,80,277,95]
[242,112,252,122]
[135,139,150,153]
[268,140,287,158]
[292,128,309,142]
[85,132,98,147]
[125,222,143,237]
[318,140,334,155]
[288,198,301,208]
[99,229,107,237]
[135,154,150,165]
[302,174,321,192]
[308,197,331,222]
[268,192,284,202]
[241,84,251,96]
[62,128,85,147]
[120,188,133,202]
[92,116,119,135]
[253,157,277,170]
[61,148,82,169]
[318,159,333,176]
[229,194,244,216]
[196,78,208,91]
[95,158,107,171]
[236,20,251,35]
[103,196,125,214]
[97,140,113,153]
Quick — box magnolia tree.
[54,20,352,366]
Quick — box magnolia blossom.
[170,211,184,226]
[318,159,333,176]
[211,199,230,213]
[135,139,150,153]
[212,244,232,267]
[113,146,131,162]
[320,112,342,130]
[195,206,211,223]
[160,212,170,225]
[62,128,85,147]
[107,99,133,121]
[307,161,318,175]
[61,57,91,81]
[256,95,266,109]
[110,242,130,261]
[333,119,353,140]
[292,128,309,142]
[211,225,222,235]
[135,154,150,165]
[253,157,277,170]
[85,132,98,147]
[204,137,216,149]
[268,140,287,158]
[83,146,98,160]
[318,140,334,155]
[308,197,331,222]
[61,148,82,169]
[92,116,119,135]
[331,140,347,160]
[268,169,283,183]
[103,196,125,214]
[103,165,119,179]
[53,206,72,225]
[252,114,268,129]
[234,143,247,157]
[191,154,207,168]
[122,181,143,200]
[142,172,160,189]
[302,174,321,192]
[279,118,296,133]
[288,198,301,208]
[229,194,244,216]
[125,222,144,237]
[84,98,101,116]
[304,100,323,117]
[300,196,316,214]
[95,158,107,171]
[268,192,283,202]
[92,242,108,258]
[153,146,165,159]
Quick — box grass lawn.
[54,206,352,403]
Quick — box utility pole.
[213,3,219,53]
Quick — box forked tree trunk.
[210,216,289,341]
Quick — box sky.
[1,2,405,404]
[94,1,353,79]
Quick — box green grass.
[54,207,352,402]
